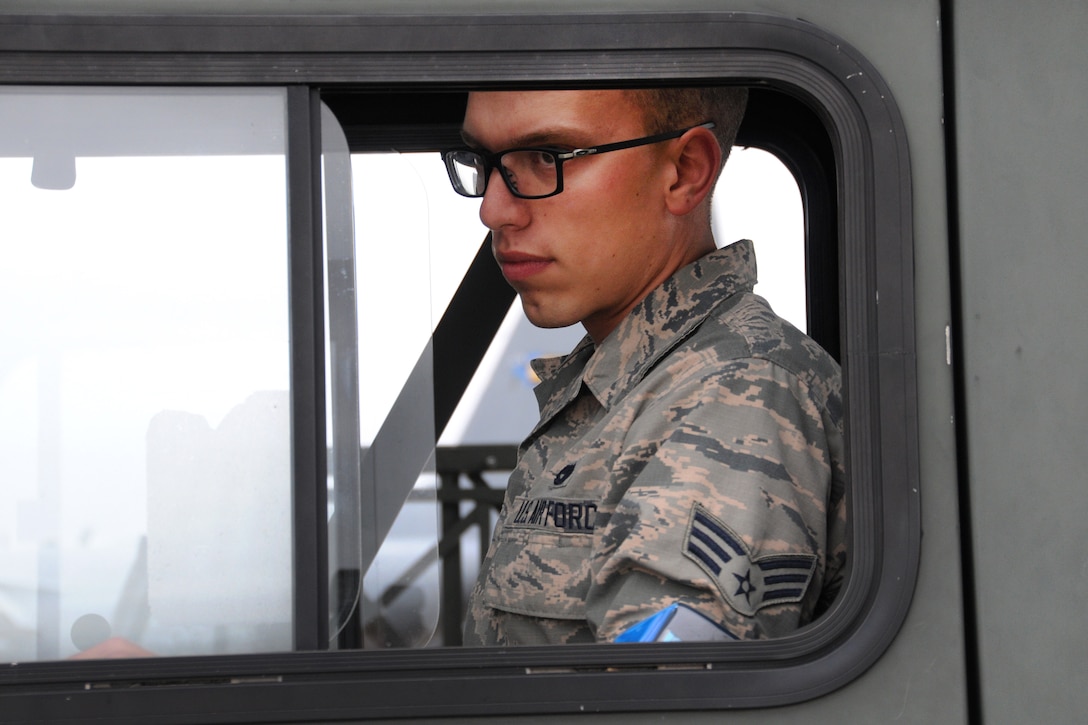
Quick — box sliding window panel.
[0,87,293,661]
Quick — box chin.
[521,306,578,331]
[526,316,575,331]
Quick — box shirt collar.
[530,239,758,423]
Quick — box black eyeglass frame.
[442,121,716,199]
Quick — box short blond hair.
[627,87,749,168]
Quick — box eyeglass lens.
[446,150,487,196]
[447,149,559,198]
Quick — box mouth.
[496,250,553,282]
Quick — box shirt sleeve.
[584,355,843,641]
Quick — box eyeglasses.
[442,121,715,200]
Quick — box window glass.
[715,147,807,333]
[0,88,291,660]
[325,145,488,648]
[350,152,484,446]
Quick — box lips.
[496,250,553,282]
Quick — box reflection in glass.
[323,137,453,649]
[0,88,291,660]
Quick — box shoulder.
[679,290,838,375]
[650,291,842,422]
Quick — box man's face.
[461,90,692,342]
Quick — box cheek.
[553,160,665,263]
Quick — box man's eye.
[527,151,557,168]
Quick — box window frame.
[0,9,919,721]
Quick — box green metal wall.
[951,1,1088,722]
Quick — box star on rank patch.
[682,502,816,617]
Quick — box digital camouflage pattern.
[463,240,846,645]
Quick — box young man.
[444,88,846,644]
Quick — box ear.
[663,126,723,217]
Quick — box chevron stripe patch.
[683,502,816,617]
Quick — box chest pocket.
[481,497,598,620]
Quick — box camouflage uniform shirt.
[464,240,846,645]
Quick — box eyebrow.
[460,125,588,152]
[458,128,486,149]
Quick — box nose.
[479,167,529,231]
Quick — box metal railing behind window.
[435,445,514,646]
[356,444,515,647]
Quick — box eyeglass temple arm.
[560,121,716,159]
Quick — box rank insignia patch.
[682,502,816,617]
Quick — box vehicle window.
[322,124,474,649]
[0,88,292,660]
[715,147,807,333]
[0,11,920,720]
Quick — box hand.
[69,636,155,660]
